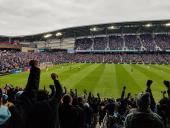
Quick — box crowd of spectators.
[0,50,64,73]
[0,60,170,128]
[124,35,141,50]
[1,50,170,73]
[154,34,170,51]
[74,34,170,51]
[0,42,19,45]
[93,37,107,50]
[75,38,93,50]
[140,34,156,51]
[109,36,123,50]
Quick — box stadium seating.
[124,35,141,50]
[109,35,123,50]
[75,38,93,50]
[74,34,170,51]
[154,34,170,51]
[1,50,170,73]
[93,37,107,50]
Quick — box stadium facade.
[0,19,169,52]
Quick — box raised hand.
[51,73,58,80]
[97,93,100,97]
[123,86,126,90]
[146,80,153,88]
[49,85,55,90]
[163,80,170,88]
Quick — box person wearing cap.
[124,92,164,128]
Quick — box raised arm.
[163,80,170,99]
[51,73,63,101]
[49,85,55,98]
[25,60,40,92]
[145,80,156,112]
[121,86,126,99]
[63,86,67,94]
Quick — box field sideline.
[0,63,169,101]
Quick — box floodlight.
[108,26,116,30]
[56,32,62,36]
[145,24,152,27]
[165,23,170,27]
[44,34,52,38]
[90,27,97,32]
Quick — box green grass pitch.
[0,63,169,101]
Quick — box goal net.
[40,62,54,69]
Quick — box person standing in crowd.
[59,94,78,128]
[8,60,63,128]
[0,89,11,128]
[25,60,40,92]
[125,92,164,128]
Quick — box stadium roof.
[0,19,170,42]
[0,0,170,37]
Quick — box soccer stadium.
[0,0,170,128]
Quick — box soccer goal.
[40,62,54,69]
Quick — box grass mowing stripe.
[112,64,119,98]
[115,64,140,96]
[0,63,86,88]
[58,63,91,81]
[63,64,100,90]
[133,65,163,88]
[133,65,167,101]
[115,64,126,97]
[142,65,170,80]
[73,64,105,96]
[151,65,170,75]
[55,63,86,74]
[0,72,29,87]
[93,64,118,98]
[40,63,90,89]
[137,65,168,82]
[123,64,147,91]
[121,64,142,93]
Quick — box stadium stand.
[93,37,107,50]
[109,35,123,50]
[74,34,170,51]
[1,51,170,74]
[124,35,141,50]
[75,38,93,50]
[154,34,170,51]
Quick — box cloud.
[0,0,169,36]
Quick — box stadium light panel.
[144,23,152,27]
[56,32,62,36]
[44,33,52,38]
[108,26,116,30]
[90,27,97,32]
[165,23,170,27]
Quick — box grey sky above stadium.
[0,0,170,36]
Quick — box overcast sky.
[0,0,170,36]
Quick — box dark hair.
[72,97,78,105]
[29,60,38,67]
[0,89,2,99]
[78,97,83,103]
[63,94,72,104]
[137,92,151,111]
[37,90,48,101]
